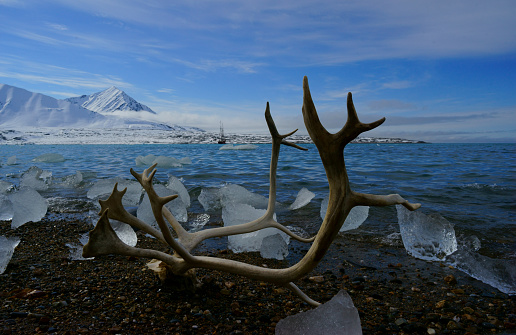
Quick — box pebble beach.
[1,217,515,334]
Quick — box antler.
[84,76,421,306]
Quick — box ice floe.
[219,144,257,150]
[33,153,65,163]
[135,154,191,168]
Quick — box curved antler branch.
[85,76,421,308]
[352,191,421,211]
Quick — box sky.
[0,0,515,142]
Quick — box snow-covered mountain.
[0,84,204,132]
[66,86,156,116]
[0,84,108,128]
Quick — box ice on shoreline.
[9,187,48,229]
[137,184,188,227]
[20,166,52,191]
[0,236,21,274]
[87,178,143,207]
[66,233,93,261]
[222,202,289,259]
[276,290,362,334]
[289,187,315,210]
[320,196,369,232]
[396,205,457,261]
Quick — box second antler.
[83,76,420,306]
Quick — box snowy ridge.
[66,86,156,115]
[0,83,203,131]
[0,84,107,128]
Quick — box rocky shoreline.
[1,217,513,334]
[0,128,425,145]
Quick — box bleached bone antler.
[96,103,313,252]
[83,76,421,306]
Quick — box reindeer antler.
[84,76,421,306]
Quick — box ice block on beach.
[275,290,362,335]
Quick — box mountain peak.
[66,87,156,115]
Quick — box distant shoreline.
[0,128,426,145]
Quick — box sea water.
[1,143,515,291]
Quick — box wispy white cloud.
[46,22,68,31]
[0,56,134,94]
[28,0,516,63]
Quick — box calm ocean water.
[1,143,515,291]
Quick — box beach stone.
[463,306,474,314]
[435,300,446,308]
[395,318,407,326]
[444,274,457,285]
[446,320,460,330]
[309,275,324,283]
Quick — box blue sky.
[1,0,515,142]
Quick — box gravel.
[1,217,514,334]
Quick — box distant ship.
[217,121,226,144]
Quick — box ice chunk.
[260,233,288,260]
[189,213,210,232]
[0,180,14,194]
[320,195,369,231]
[220,184,269,209]
[198,187,222,212]
[33,153,65,163]
[223,203,289,258]
[66,233,93,261]
[0,195,14,221]
[111,220,137,247]
[167,175,190,207]
[135,154,190,167]
[289,187,315,210]
[137,184,187,228]
[396,205,457,261]
[20,166,52,191]
[6,156,17,165]
[9,187,48,229]
[87,179,142,206]
[0,236,21,274]
[219,144,257,150]
[275,290,362,335]
[61,171,83,187]
[153,155,182,167]
[341,206,369,232]
[135,154,157,166]
[446,246,516,295]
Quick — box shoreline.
[1,217,514,334]
[0,128,426,145]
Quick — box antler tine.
[265,102,307,151]
[337,92,386,144]
[302,76,331,146]
[98,182,167,243]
